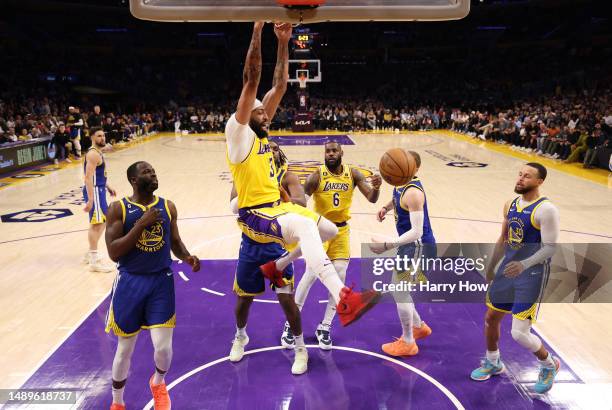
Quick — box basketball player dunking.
[225,22,379,372]
[370,151,434,357]
[83,127,116,272]
[104,161,200,410]
[228,140,309,374]
[281,141,382,350]
[471,162,560,394]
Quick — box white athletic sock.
[321,260,348,326]
[277,214,344,303]
[294,333,305,347]
[152,368,166,385]
[486,350,500,363]
[396,303,415,343]
[319,263,344,304]
[412,308,423,328]
[275,248,302,272]
[112,386,125,405]
[88,250,99,263]
[294,266,317,311]
[236,326,247,338]
[538,352,555,368]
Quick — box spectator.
[583,124,609,169]
[52,123,72,163]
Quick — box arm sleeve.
[520,202,559,269]
[390,211,424,248]
[225,114,255,164]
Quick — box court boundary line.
[16,291,111,390]
[141,344,465,410]
[531,326,584,383]
[3,213,609,246]
[440,130,611,186]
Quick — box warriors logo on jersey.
[138,222,166,252]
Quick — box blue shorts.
[234,236,294,296]
[487,262,549,322]
[395,240,438,282]
[83,186,108,224]
[105,270,175,337]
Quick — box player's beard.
[325,156,342,170]
[249,120,268,139]
[139,179,158,194]
[514,184,533,194]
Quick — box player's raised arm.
[353,168,381,203]
[235,22,265,125]
[262,23,292,120]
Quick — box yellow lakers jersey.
[228,137,280,209]
[275,162,288,185]
[313,165,355,223]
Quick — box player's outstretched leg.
[275,213,380,327]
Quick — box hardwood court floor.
[0,130,610,395]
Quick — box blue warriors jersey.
[502,197,549,263]
[118,196,172,275]
[84,147,107,187]
[393,177,435,244]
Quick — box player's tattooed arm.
[304,169,321,196]
[235,22,264,125]
[353,168,381,203]
[168,200,200,272]
[262,23,292,120]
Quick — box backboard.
[288,60,322,85]
[129,0,470,24]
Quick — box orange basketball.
[379,148,417,186]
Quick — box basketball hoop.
[298,76,307,89]
[277,0,325,9]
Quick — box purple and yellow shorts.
[237,201,320,248]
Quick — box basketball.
[379,148,417,186]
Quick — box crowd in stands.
[1,84,610,169]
